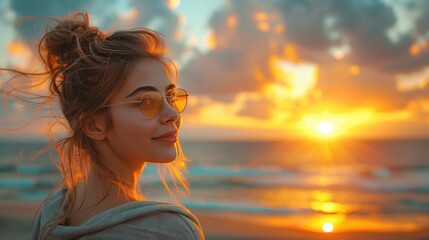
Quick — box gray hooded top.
[29,188,205,239]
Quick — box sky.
[1,0,429,141]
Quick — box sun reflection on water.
[322,222,334,233]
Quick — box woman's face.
[105,59,181,165]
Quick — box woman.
[2,12,204,239]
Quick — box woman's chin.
[143,141,178,163]
[154,150,178,163]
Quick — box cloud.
[276,0,429,73]
[181,49,265,96]
[181,0,285,99]
[117,0,186,59]
[235,95,276,120]
[8,0,90,42]
[180,0,429,122]
[4,0,186,59]
[3,0,429,138]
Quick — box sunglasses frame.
[103,88,189,116]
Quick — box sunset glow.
[1,0,429,141]
[267,57,318,99]
[311,201,345,213]
[322,223,334,233]
[318,121,334,136]
[1,3,429,240]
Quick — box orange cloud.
[396,66,429,92]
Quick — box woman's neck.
[65,164,145,226]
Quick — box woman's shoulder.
[84,200,205,239]
[95,209,204,239]
[33,189,205,239]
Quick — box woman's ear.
[83,114,107,141]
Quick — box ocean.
[0,139,428,233]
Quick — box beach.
[1,201,429,240]
[1,140,429,239]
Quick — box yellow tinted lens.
[168,89,187,113]
[139,91,162,119]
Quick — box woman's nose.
[160,98,179,124]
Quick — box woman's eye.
[141,98,152,105]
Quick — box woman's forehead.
[118,59,173,99]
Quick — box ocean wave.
[185,166,429,193]
[1,163,429,193]
[181,200,309,214]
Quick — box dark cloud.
[411,0,429,36]
[276,0,331,51]
[5,0,185,59]
[181,49,264,97]
[8,0,90,42]
[277,0,429,73]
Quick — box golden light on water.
[322,222,334,233]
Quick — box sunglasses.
[104,88,188,119]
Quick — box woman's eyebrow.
[125,84,176,98]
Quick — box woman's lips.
[152,131,177,143]
[152,136,177,143]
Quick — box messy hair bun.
[41,13,105,79]
[39,12,171,120]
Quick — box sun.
[318,121,334,136]
[322,222,334,233]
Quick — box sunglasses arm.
[104,100,141,108]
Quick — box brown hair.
[1,12,189,239]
